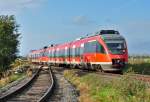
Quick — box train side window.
[56,50,58,57]
[58,50,60,57]
[49,51,51,57]
[100,46,105,53]
[44,52,46,57]
[78,48,80,56]
[67,48,70,57]
[80,47,84,55]
[75,48,77,56]
[63,49,65,58]
[84,41,105,53]
[70,47,75,57]
[60,50,61,57]
[65,48,67,57]
[60,49,63,57]
[70,48,72,57]
[47,51,49,56]
[52,50,54,58]
[80,43,84,55]
[84,42,95,53]
[60,50,62,57]
[60,49,64,57]
[75,47,80,57]
[49,50,52,57]
[70,48,73,57]
[50,51,51,57]
[96,42,105,53]
[59,50,61,57]
[48,51,49,56]
[62,49,65,57]
[50,51,52,58]
[52,50,53,57]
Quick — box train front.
[100,30,128,71]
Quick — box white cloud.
[0,0,46,14]
[72,15,94,26]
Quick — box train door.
[65,47,68,64]
[68,43,72,65]
[80,43,84,64]
[53,49,56,64]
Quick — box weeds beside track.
[64,68,150,102]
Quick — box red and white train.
[28,30,128,72]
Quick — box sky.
[0,0,150,56]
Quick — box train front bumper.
[101,61,127,71]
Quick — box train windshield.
[106,41,126,54]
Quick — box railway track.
[48,66,78,102]
[1,65,150,102]
[0,66,54,102]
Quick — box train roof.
[29,30,124,54]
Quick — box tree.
[0,15,20,72]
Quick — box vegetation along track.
[0,66,54,102]
[71,68,150,84]
[97,70,150,84]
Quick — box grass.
[64,70,150,102]
[0,73,25,89]
[63,56,150,101]
[124,57,150,75]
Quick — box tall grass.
[64,70,150,102]
[0,58,31,89]
[0,73,25,89]
[124,57,150,75]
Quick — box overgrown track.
[0,66,54,102]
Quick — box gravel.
[48,67,78,102]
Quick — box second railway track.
[0,66,54,102]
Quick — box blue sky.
[0,0,150,55]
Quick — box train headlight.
[117,60,120,63]
[123,49,126,53]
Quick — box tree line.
[0,15,20,72]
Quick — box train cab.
[98,30,128,71]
